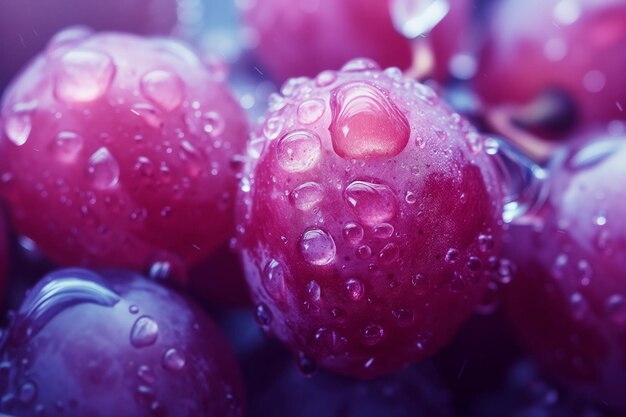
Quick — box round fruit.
[474,0,626,132]
[0,0,177,92]
[0,268,245,417]
[504,130,626,411]
[237,59,504,378]
[0,30,249,277]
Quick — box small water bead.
[495,258,515,284]
[131,103,163,129]
[411,274,429,295]
[570,292,588,320]
[255,303,273,328]
[203,111,225,138]
[296,352,317,376]
[329,81,410,159]
[290,182,324,211]
[444,248,460,264]
[55,49,115,103]
[478,234,495,253]
[18,382,37,404]
[87,147,120,190]
[276,130,321,173]
[361,324,384,346]
[448,273,465,293]
[315,70,337,87]
[373,223,394,239]
[312,327,341,352]
[140,70,184,112]
[576,260,592,286]
[51,131,83,162]
[262,259,286,301]
[4,111,32,146]
[342,222,364,245]
[297,99,326,124]
[356,245,372,259]
[299,228,336,266]
[404,191,417,204]
[262,116,284,140]
[306,280,321,302]
[378,243,400,265]
[162,348,186,371]
[391,308,414,326]
[129,305,139,314]
[344,180,398,226]
[465,256,482,272]
[345,278,365,301]
[605,295,626,325]
[137,365,156,385]
[130,316,159,348]
[341,58,381,72]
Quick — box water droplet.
[140,70,184,112]
[606,295,626,325]
[296,352,317,376]
[444,248,459,264]
[11,269,120,345]
[341,58,380,72]
[55,49,115,103]
[130,316,159,348]
[312,327,341,352]
[290,182,323,211]
[411,274,429,294]
[449,273,464,293]
[306,280,321,302]
[162,348,186,371]
[495,258,515,284]
[255,303,273,328]
[465,256,482,272]
[263,116,284,140]
[276,130,321,172]
[583,70,606,93]
[329,82,410,159]
[131,103,163,129]
[203,111,225,138]
[344,180,398,226]
[87,147,120,190]
[50,131,83,162]
[297,99,325,124]
[315,70,337,87]
[391,308,414,326]
[570,292,587,320]
[576,260,592,286]
[137,365,156,385]
[3,111,32,146]
[262,259,286,301]
[299,228,336,266]
[378,243,400,265]
[361,324,384,346]
[356,245,372,259]
[478,234,494,253]
[373,223,394,239]
[390,0,450,38]
[345,278,365,301]
[19,382,37,404]
[342,222,364,246]
[405,191,417,204]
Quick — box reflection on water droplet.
[297,99,326,124]
[276,130,321,172]
[341,58,380,72]
[203,111,225,138]
[315,71,337,87]
[55,49,115,103]
[290,182,323,211]
[344,180,398,226]
[3,111,32,146]
[262,259,286,301]
[162,348,186,371]
[373,223,394,239]
[141,70,184,112]
[345,278,365,301]
[51,131,83,162]
[11,269,120,345]
[19,382,37,404]
[362,324,384,346]
[130,316,159,348]
[299,228,336,266]
[329,82,410,159]
[343,222,364,246]
[87,147,120,190]
[255,303,273,328]
[378,243,400,264]
[307,280,321,301]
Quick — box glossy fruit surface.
[237,59,504,378]
[0,268,245,417]
[0,30,249,276]
[505,131,626,411]
[0,0,177,92]
[474,0,626,130]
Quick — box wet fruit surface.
[0,30,249,276]
[0,268,245,417]
[505,131,626,411]
[237,59,504,378]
